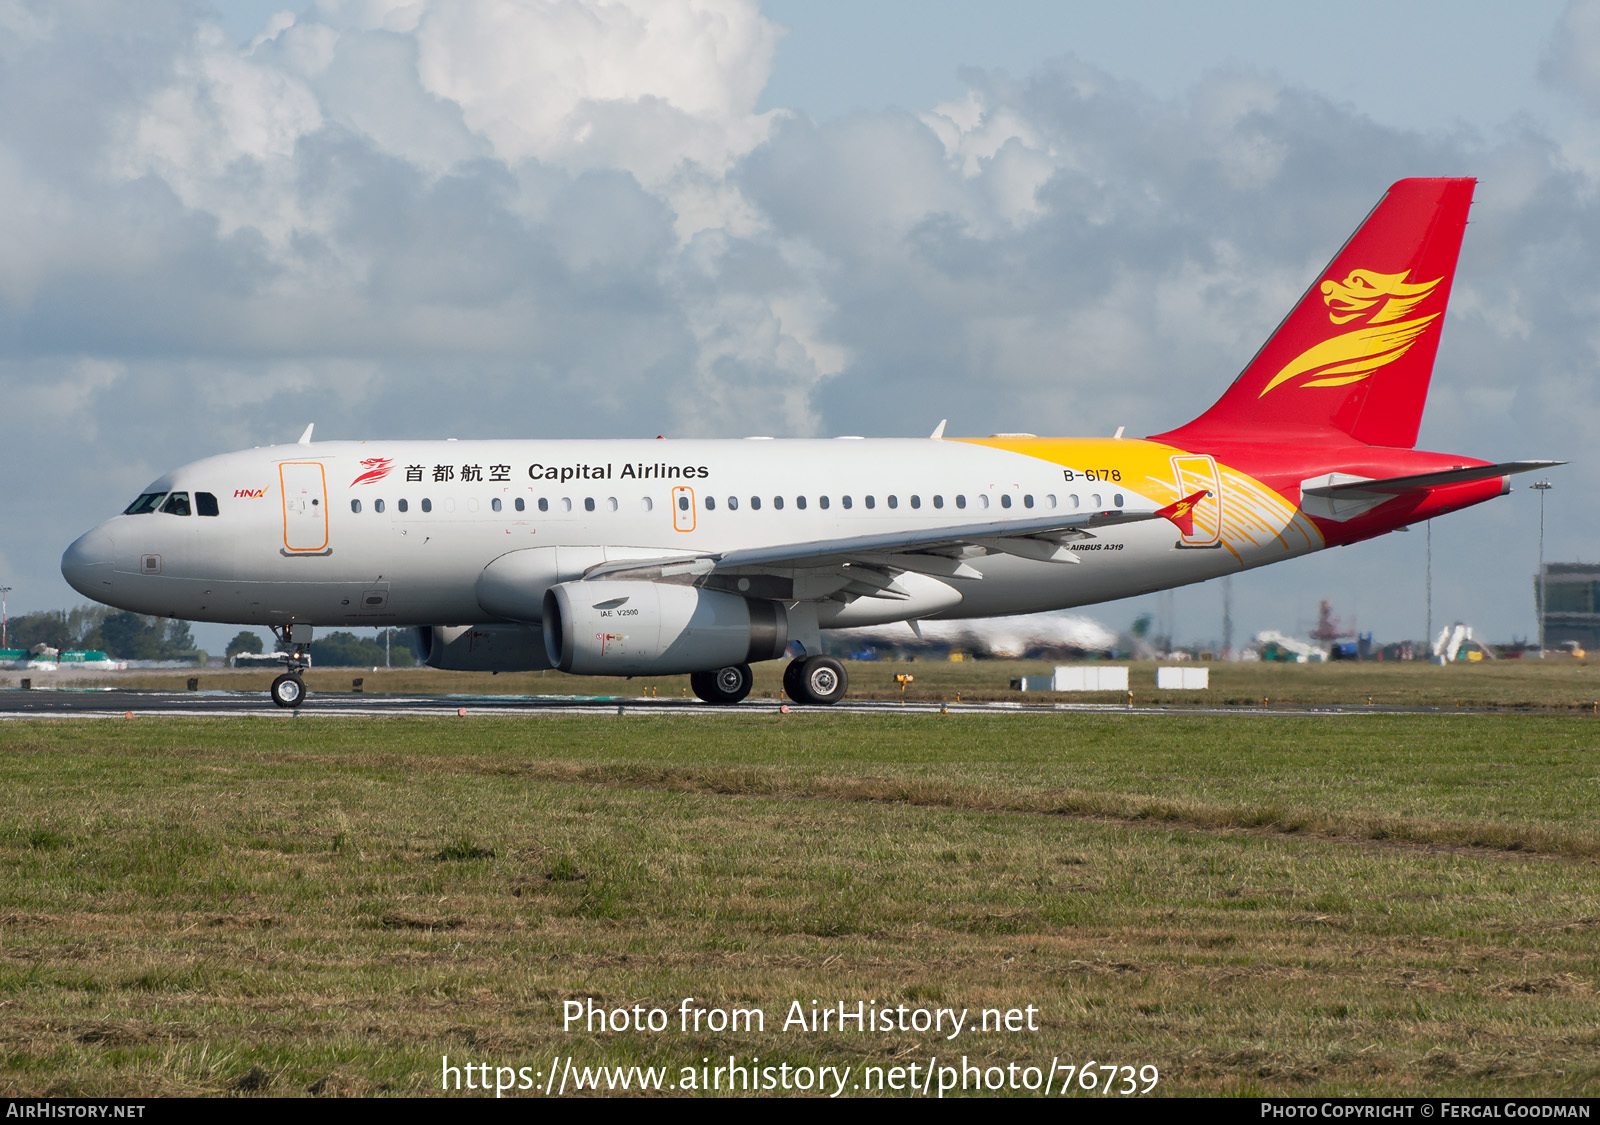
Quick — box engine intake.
[543,581,787,675]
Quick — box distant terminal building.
[1535,563,1600,653]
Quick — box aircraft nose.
[61,524,116,601]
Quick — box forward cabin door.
[1169,454,1223,547]
[280,462,330,553]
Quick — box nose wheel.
[268,624,312,708]
[784,655,847,705]
[270,673,306,708]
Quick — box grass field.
[1,710,1598,1097]
[14,654,1600,709]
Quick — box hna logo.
[234,488,268,499]
[1259,268,1442,398]
[351,457,393,487]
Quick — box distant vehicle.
[63,179,1559,708]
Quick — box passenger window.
[728,496,739,510]
[398,499,409,513]
[1046,494,1057,508]
[887,495,898,509]
[196,492,219,516]
[678,495,690,511]
[584,497,595,512]
[421,498,432,513]
[350,499,361,514]
[933,495,943,509]
[607,497,618,512]
[978,495,990,509]
[865,496,875,509]
[911,495,921,509]
[1024,494,1034,508]
[955,495,966,509]
[751,496,762,510]
[797,496,807,510]
[1068,494,1079,509]
[161,492,191,516]
[561,498,572,512]
[842,496,852,509]
[705,496,715,510]
[1000,494,1012,509]
[1091,494,1102,508]
[642,496,653,511]
[375,499,385,513]
[492,498,502,512]
[123,492,166,515]
[1113,493,1124,507]
[534,498,544,512]
[819,496,830,510]
[774,496,784,510]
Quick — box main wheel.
[270,674,306,709]
[689,663,753,704]
[782,660,804,700]
[790,655,847,705]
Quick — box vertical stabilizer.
[1154,178,1475,449]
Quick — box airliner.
[61,178,1557,707]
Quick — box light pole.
[1533,480,1553,658]
[0,586,10,651]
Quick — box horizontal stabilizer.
[1302,460,1563,497]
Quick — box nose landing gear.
[268,623,313,708]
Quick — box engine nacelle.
[542,581,787,675]
[421,624,553,672]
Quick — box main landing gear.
[687,656,849,706]
[689,663,754,704]
[268,624,312,709]
[783,655,848,706]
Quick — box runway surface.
[0,685,1496,719]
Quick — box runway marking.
[0,690,1502,720]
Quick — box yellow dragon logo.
[1258,268,1441,397]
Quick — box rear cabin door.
[280,462,329,552]
[1170,454,1223,547]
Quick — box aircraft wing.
[581,492,1209,590]
[1301,460,1563,497]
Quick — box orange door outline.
[280,462,329,551]
[671,486,696,532]
[1169,455,1223,546]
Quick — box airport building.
[1534,563,1600,652]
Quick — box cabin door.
[280,462,330,552]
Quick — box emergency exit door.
[671,486,696,532]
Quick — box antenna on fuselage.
[297,423,315,445]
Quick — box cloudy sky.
[6,0,1599,653]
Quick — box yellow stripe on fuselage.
[956,436,1323,565]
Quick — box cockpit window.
[160,492,192,516]
[124,492,167,515]
[196,492,219,517]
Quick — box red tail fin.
[1154,178,1475,449]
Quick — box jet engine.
[420,624,554,671]
[542,581,787,675]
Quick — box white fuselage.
[61,437,1306,632]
